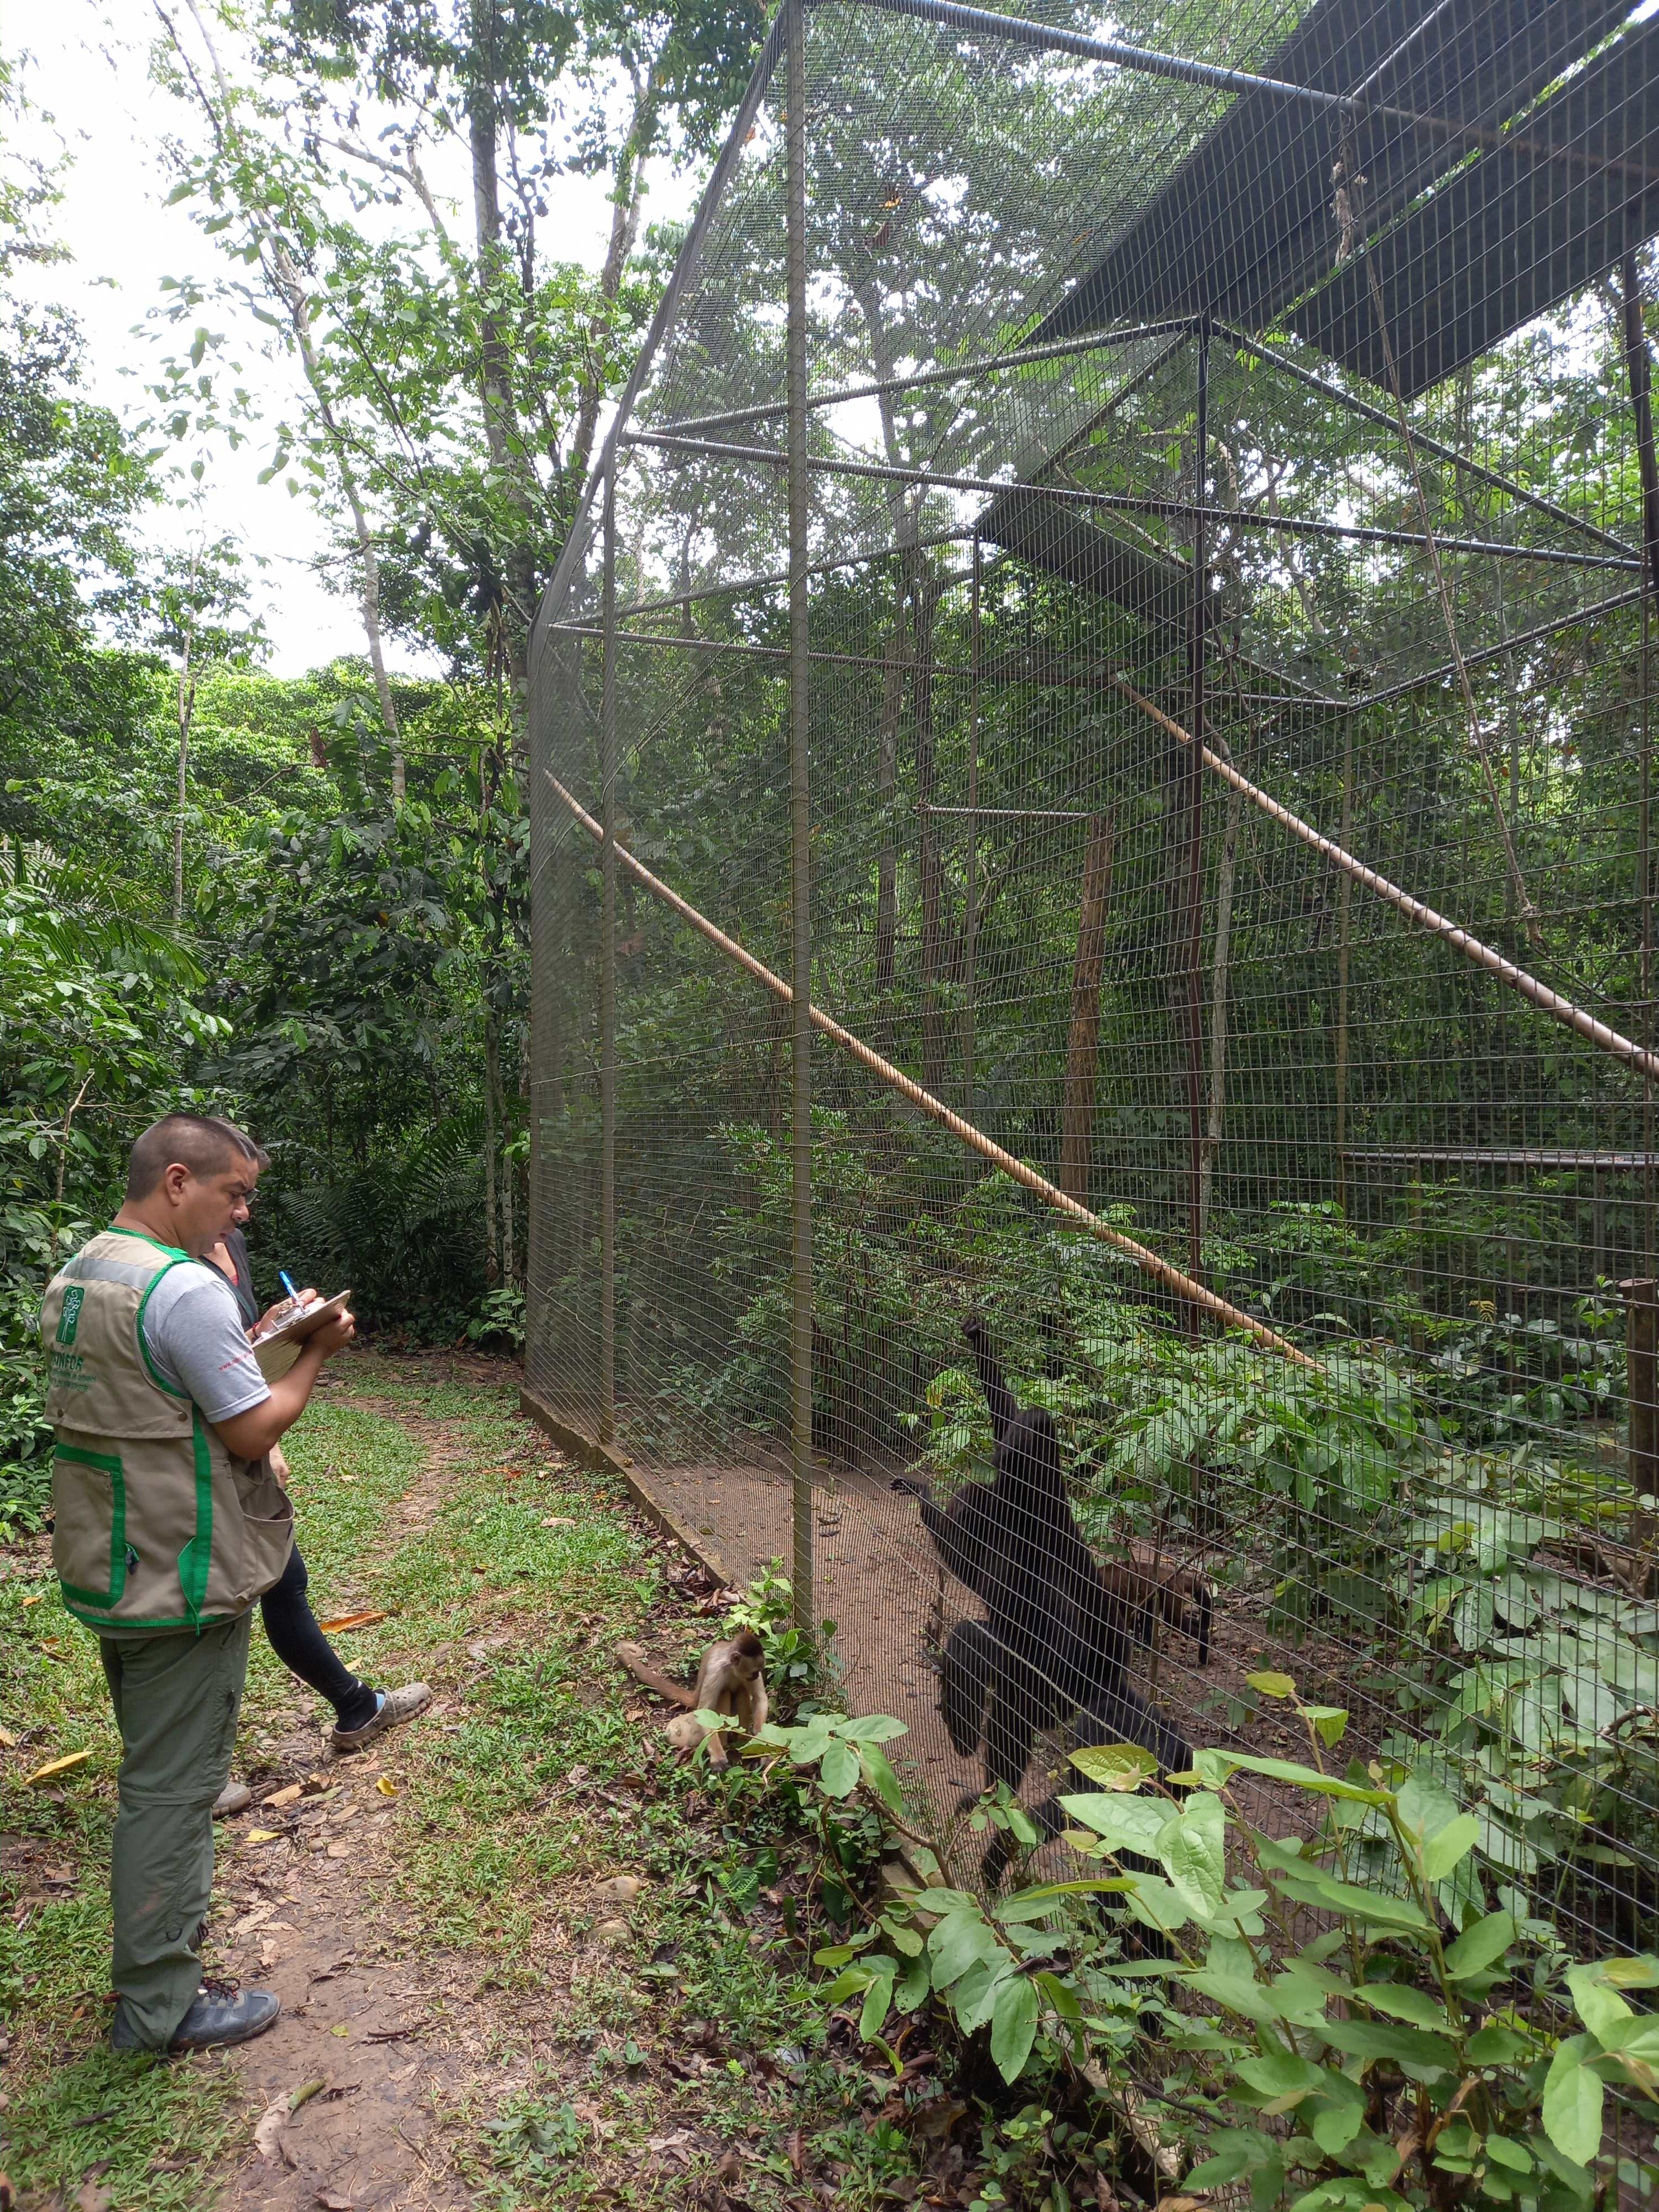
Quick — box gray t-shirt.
[140,1259,272,1423]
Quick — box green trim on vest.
[132,1259,191,1400]
[64,1603,237,1631]
[177,1410,215,1629]
[53,1444,127,1610]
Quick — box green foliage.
[782,1681,1659,2210]
[721,1558,835,1708]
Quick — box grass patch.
[3,1361,927,2210]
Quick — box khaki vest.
[41,1229,294,1632]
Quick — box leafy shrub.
[772,1682,1659,2210]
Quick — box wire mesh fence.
[528,0,1659,1986]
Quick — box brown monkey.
[616,1630,769,1765]
[1095,1547,1213,1665]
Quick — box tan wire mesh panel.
[529,0,1659,1978]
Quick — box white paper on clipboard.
[249,1288,352,1350]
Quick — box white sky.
[8,1,684,675]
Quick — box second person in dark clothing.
[209,1228,429,1792]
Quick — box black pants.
[260,1546,378,1733]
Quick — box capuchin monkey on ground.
[616,1630,769,1766]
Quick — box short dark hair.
[124,1114,269,1201]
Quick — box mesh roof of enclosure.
[536,0,1658,701]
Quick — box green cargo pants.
[99,1612,252,2048]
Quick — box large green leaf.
[858,1959,896,2042]
[1319,2018,1458,2077]
[1269,1864,1433,1933]
[1542,2037,1605,2166]
[1444,1910,1517,1980]
[927,1908,1004,1990]
[1057,1792,1169,1855]
[1070,1743,1159,1789]
[1159,1791,1227,1916]
[995,1879,1133,1922]
[1201,1751,1389,1804]
[1420,1813,1480,1881]
[817,1739,859,1797]
[1234,2051,1326,2109]
[1566,1963,1635,2043]
[989,1974,1039,2082]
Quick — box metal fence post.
[1620,1277,1659,1594]
[1183,317,1210,1308]
[785,0,815,1630]
[599,451,618,1444]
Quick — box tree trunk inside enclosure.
[873,571,911,1003]
[482,1012,500,1286]
[1334,719,1354,1214]
[174,612,195,925]
[486,1012,514,1288]
[1198,781,1244,1238]
[1058,810,1117,1205]
[912,558,948,1095]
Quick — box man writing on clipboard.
[42,1114,366,2052]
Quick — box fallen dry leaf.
[243,1828,283,1845]
[786,2129,805,2179]
[253,2093,292,2164]
[541,1516,575,1528]
[597,1875,644,1903]
[259,1939,281,1969]
[316,1611,388,1632]
[375,1775,397,1797]
[71,2183,110,2212]
[0,1727,18,1747]
[20,1594,41,1609]
[22,1750,91,1787]
[263,1783,303,1808]
[316,2193,356,2210]
[326,1842,352,1859]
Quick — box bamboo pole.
[545,768,1315,1368]
[598,452,618,1443]
[1112,677,1659,1089]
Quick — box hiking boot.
[111,1985,280,2053]
[331,1682,432,1752]
[212,1781,252,1818]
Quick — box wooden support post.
[1059,811,1115,1205]
[599,451,618,1443]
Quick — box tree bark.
[482,1007,500,1286]
[911,556,947,1093]
[873,567,910,999]
[1059,811,1116,1204]
[1198,782,1244,1237]
[174,612,195,922]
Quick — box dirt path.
[202,1371,541,2211]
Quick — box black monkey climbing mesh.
[529,0,1659,1974]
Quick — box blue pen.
[279,1271,299,1302]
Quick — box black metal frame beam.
[647,319,1197,440]
[621,429,1643,571]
